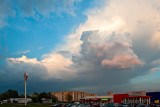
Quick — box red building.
[113,91,151,105]
[114,94,129,104]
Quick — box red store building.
[113,91,151,105]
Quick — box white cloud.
[41,53,76,79]
[151,59,160,66]
[7,54,76,80]
[17,50,30,54]
[7,55,40,64]
[150,68,160,73]
[56,0,160,55]
[0,0,81,28]
[38,47,43,50]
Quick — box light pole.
[24,72,28,106]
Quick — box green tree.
[7,89,19,98]
[1,89,19,100]
[48,92,58,103]
[66,93,72,103]
[19,94,24,98]
[31,92,39,103]
[51,95,58,103]
[38,92,49,103]
[37,92,58,103]
[0,94,5,100]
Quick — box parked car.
[51,103,63,107]
[71,104,79,107]
[122,104,132,107]
[136,104,150,107]
[61,104,68,107]
[100,103,108,107]
[78,104,90,107]
[67,104,73,107]
[91,103,100,107]
[107,103,122,107]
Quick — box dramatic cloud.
[41,53,76,79]
[73,30,144,70]
[2,0,160,93]
[102,55,144,70]
[50,0,160,88]
[7,54,76,80]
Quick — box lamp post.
[24,72,28,106]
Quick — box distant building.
[107,92,115,96]
[85,93,97,97]
[113,91,151,105]
[146,92,160,104]
[41,98,52,103]
[80,95,114,104]
[9,98,32,104]
[80,92,114,104]
[52,91,97,102]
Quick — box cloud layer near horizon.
[2,0,160,93]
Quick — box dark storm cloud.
[0,60,72,94]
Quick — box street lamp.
[24,72,28,106]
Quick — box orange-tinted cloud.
[102,55,145,70]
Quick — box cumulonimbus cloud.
[5,0,160,91]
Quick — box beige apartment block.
[52,91,97,102]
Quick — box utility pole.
[24,72,28,106]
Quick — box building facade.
[113,91,151,105]
[81,95,114,104]
[146,92,160,104]
[52,91,97,102]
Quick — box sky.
[0,0,160,95]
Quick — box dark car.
[67,104,73,107]
[136,104,150,107]
[92,103,100,107]
[51,104,63,107]
[61,104,68,107]
[122,104,132,107]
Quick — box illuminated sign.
[155,100,159,103]
[101,98,108,101]
[128,91,146,96]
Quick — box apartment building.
[52,91,97,102]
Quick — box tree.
[51,95,58,103]
[48,92,58,103]
[0,94,5,101]
[31,92,39,103]
[7,89,19,98]
[19,94,25,98]
[2,89,19,99]
[66,93,72,103]
[38,92,49,103]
